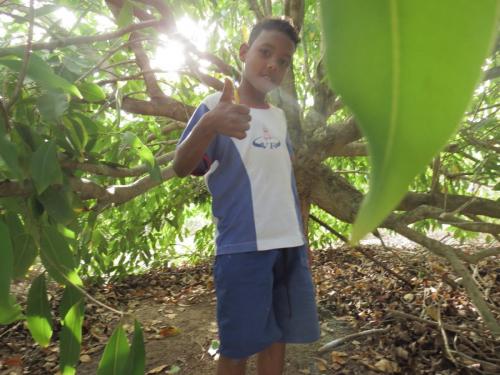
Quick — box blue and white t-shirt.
[178,92,305,255]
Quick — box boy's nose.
[267,60,277,71]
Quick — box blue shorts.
[214,245,320,359]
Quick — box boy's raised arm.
[173,79,251,177]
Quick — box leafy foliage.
[0,0,498,370]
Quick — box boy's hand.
[205,79,251,139]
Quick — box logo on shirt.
[252,126,281,150]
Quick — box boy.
[173,18,320,375]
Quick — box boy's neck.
[238,80,270,109]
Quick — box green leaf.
[5,213,37,279]
[0,53,81,98]
[97,325,130,375]
[0,220,22,324]
[0,296,22,325]
[62,116,89,155]
[14,123,42,151]
[27,274,53,347]
[39,186,75,225]
[59,285,84,375]
[31,141,63,194]
[0,136,22,179]
[124,320,145,375]
[0,220,14,307]
[37,91,69,122]
[320,0,500,242]
[122,131,162,183]
[73,113,100,152]
[117,0,134,28]
[78,82,106,102]
[40,225,82,286]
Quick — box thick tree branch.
[284,0,305,33]
[61,152,174,178]
[484,66,500,81]
[328,141,367,157]
[185,58,224,91]
[70,166,176,205]
[0,181,30,197]
[121,97,194,122]
[0,99,10,132]
[399,205,500,235]
[128,31,166,99]
[466,247,500,263]
[0,19,164,57]
[305,59,337,124]
[247,0,265,20]
[399,193,500,219]
[309,117,362,161]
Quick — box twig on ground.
[318,327,390,353]
[437,305,459,365]
[0,321,22,339]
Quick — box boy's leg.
[217,356,247,375]
[257,342,286,375]
[214,251,282,360]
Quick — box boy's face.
[239,29,296,94]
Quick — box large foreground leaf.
[59,285,84,375]
[124,320,146,375]
[97,325,130,375]
[5,213,37,279]
[0,220,14,304]
[320,0,499,242]
[0,220,22,324]
[27,274,53,347]
[40,226,82,286]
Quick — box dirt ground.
[76,296,344,375]
[1,244,499,374]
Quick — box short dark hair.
[248,17,300,47]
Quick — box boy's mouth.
[260,74,276,85]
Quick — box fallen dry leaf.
[374,358,400,373]
[79,354,92,363]
[395,347,409,360]
[159,326,181,337]
[330,351,347,365]
[2,356,23,367]
[147,364,168,374]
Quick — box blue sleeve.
[286,131,294,159]
[177,102,218,176]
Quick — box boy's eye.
[278,59,290,67]
[259,48,271,57]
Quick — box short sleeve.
[177,102,218,176]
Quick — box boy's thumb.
[220,78,234,103]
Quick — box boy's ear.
[239,43,249,62]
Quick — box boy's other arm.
[173,114,217,177]
[173,79,251,177]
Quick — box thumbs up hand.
[206,78,251,140]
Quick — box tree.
[0,0,498,372]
